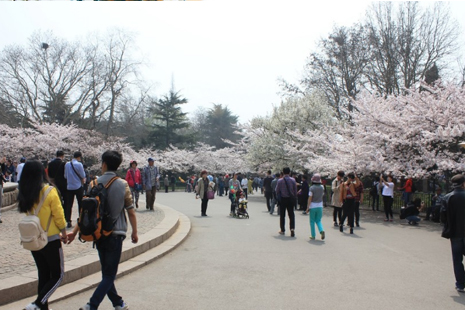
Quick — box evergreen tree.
[147,90,190,149]
[206,104,240,149]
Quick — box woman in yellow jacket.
[18,160,67,310]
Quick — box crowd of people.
[2,152,464,306]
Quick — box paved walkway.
[0,195,164,280]
[45,191,464,310]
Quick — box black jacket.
[441,188,465,239]
[48,158,67,189]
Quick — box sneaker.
[290,230,295,237]
[456,287,465,293]
[333,222,338,227]
[115,302,129,310]
[278,231,284,235]
[321,231,325,240]
[79,303,91,310]
[309,236,315,240]
[389,219,393,222]
[384,219,389,222]
[24,303,39,310]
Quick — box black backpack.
[78,176,119,243]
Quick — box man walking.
[275,167,297,237]
[263,170,273,212]
[64,151,86,228]
[441,174,465,293]
[68,150,138,310]
[142,158,158,210]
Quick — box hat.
[148,157,154,162]
[311,173,322,183]
[451,174,465,186]
[130,160,137,166]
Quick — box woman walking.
[304,174,325,240]
[18,160,67,310]
[331,171,344,226]
[381,175,395,222]
[196,170,210,216]
[339,172,357,234]
[125,160,142,209]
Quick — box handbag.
[207,190,215,200]
[282,177,296,203]
[130,169,142,191]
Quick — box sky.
[0,0,464,123]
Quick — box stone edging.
[0,203,191,307]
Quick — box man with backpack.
[48,151,68,214]
[68,150,138,310]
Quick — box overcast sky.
[0,0,464,123]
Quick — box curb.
[0,204,191,308]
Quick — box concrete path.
[23,192,465,309]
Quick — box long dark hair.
[18,160,47,213]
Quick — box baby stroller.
[235,192,249,219]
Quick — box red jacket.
[125,168,142,188]
[401,178,413,193]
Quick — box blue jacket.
[142,165,158,189]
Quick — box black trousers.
[354,201,360,225]
[340,199,355,228]
[265,191,272,211]
[279,197,295,232]
[66,187,84,224]
[31,240,64,310]
[201,198,209,215]
[165,185,169,193]
[333,207,342,223]
[243,188,248,199]
[371,194,379,210]
[383,195,394,219]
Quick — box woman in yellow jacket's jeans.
[18,160,68,310]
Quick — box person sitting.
[402,198,425,225]
[425,186,444,222]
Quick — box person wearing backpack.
[64,151,86,228]
[68,150,138,310]
[18,160,67,310]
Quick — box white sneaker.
[79,304,91,310]
[24,303,39,310]
[115,302,129,310]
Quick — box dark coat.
[442,188,465,239]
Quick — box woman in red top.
[125,160,142,209]
[400,177,413,207]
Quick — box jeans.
[333,207,342,224]
[265,191,272,212]
[201,197,209,215]
[89,235,125,310]
[130,187,139,206]
[66,187,84,224]
[383,195,394,219]
[279,197,295,232]
[406,215,421,224]
[371,194,379,210]
[309,208,324,238]
[450,238,465,290]
[229,193,236,214]
[146,186,157,210]
[340,199,355,228]
[402,191,412,206]
[31,240,64,310]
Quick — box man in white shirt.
[16,157,26,182]
[241,176,248,199]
